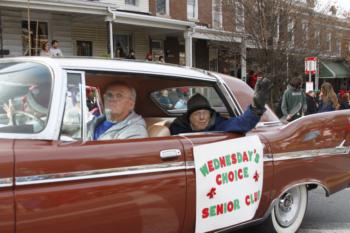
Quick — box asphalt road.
[232,187,350,233]
[298,187,350,233]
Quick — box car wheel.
[261,185,308,233]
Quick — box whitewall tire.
[261,185,308,233]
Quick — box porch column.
[184,28,193,67]
[109,20,114,59]
[241,36,247,82]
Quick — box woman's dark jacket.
[305,95,317,115]
[317,101,335,113]
[169,106,260,135]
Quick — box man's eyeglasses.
[104,92,131,101]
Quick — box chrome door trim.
[185,145,350,164]
[186,161,195,169]
[0,178,13,188]
[273,146,350,161]
[16,161,186,186]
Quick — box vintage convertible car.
[0,57,349,233]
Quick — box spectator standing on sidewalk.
[145,52,153,61]
[40,42,50,56]
[49,40,63,57]
[318,82,339,113]
[127,49,136,59]
[339,93,350,110]
[159,56,165,63]
[281,76,307,121]
[305,90,317,115]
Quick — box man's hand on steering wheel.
[3,99,15,125]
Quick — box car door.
[14,71,187,233]
[0,139,15,233]
[179,132,273,232]
[0,60,51,233]
[167,82,273,232]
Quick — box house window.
[302,21,309,47]
[151,40,164,61]
[125,0,136,5]
[287,18,294,48]
[209,48,218,72]
[235,2,244,32]
[275,14,280,43]
[315,30,320,50]
[336,39,341,56]
[113,34,133,58]
[187,0,198,19]
[21,21,48,56]
[212,0,222,29]
[77,41,92,56]
[326,32,332,52]
[157,0,169,15]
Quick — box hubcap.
[279,193,293,212]
[275,188,302,227]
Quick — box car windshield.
[0,62,52,133]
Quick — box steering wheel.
[12,110,45,130]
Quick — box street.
[232,187,350,233]
[299,187,350,233]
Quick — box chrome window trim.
[60,63,216,82]
[65,71,87,141]
[209,72,244,116]
[256,121,283,127]
[0,178,13,188]
[16,162,186,186]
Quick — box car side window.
[151,86,227,114]
[60,73,83,140]
[0,62,52,134]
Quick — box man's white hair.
[107,82,136,102]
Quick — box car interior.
[59,71,233,140]
[0,62,278,139]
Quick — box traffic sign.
[305,57,317,75]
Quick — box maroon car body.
[0,57,349,233]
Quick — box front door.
[14,71,187,233]
[14,137,186,233]
[0,140,15,233]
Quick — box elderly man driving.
[87,82,148,140]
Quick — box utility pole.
[241,35,247,82]
[0,11,3,58]
[35,20,39,55]
[27,0,31,56]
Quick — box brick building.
[0,0,349,89]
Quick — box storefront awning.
[319,60,350,79]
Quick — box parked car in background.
[0,57,349,233]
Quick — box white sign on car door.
[193,135,264,233]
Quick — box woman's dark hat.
[187,93,213,116]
